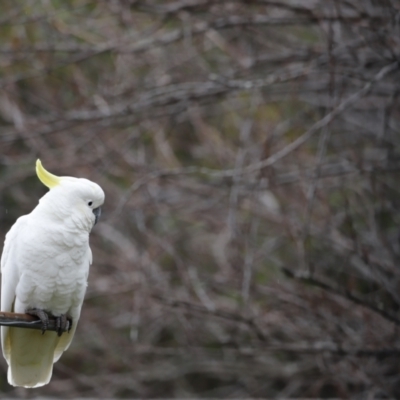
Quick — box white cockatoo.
[0,160,105,388]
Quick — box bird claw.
[26,308,49,334]
[55,314,66,337]
[54,314,73,336]
[26,309,72,336]
[67,316,73,333]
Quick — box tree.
[0,0,400,397]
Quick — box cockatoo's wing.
[1,217,26,362]
[0,216,57,387]
[53,247,92,363]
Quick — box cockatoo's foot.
[55,314,72,337]
[26,308,49,334]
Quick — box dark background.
[0,0,400,398]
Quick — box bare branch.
[0,311,70,332]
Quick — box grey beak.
[93,207,101,225]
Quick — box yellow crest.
[36,159,61,189]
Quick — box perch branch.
[0,311,70,332]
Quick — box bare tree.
[0,0,400,397]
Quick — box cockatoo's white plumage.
[0,160,105,388]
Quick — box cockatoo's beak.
[93,207,101,225]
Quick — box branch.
[133,342,400,358]
[282,268,400,327]
[246,343,400,358]
[227,61,399,176]
[0,311,70,332]
[152,296,400,358]
[153,294,267,342]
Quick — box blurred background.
[0,0,400,398]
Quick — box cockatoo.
[0,160,105,388]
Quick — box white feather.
[0,168,104,388]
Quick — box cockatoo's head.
[35,160,105,231]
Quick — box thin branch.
[282,268,400,327]
[153,294,267,342]
[228,61,399,177]
[131,342,400,358]
[0,311,70,332]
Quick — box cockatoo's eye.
[88,201,93,206]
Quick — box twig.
[131,342,400,358]
[107,159,400,221]
[228,61,399,177]
[153,294,267,342]
[0,311,70,332]
[282,268,400,327]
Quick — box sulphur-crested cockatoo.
[1,160,105,388]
